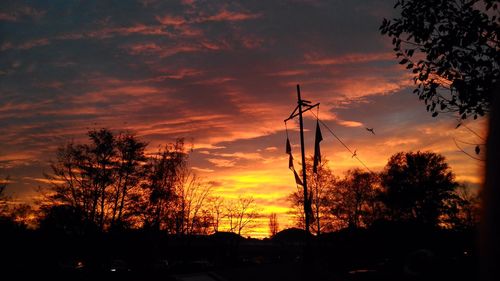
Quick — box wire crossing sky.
[309,110,374,174]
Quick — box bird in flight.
[366,128,375,135]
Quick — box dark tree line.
[34,128,258,236]
[1,130,481,237]
[289,151,480,234]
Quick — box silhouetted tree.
[226,196,259,236]
[330,168,381,229]
[0,157,11,217]
[109,133,147,229]
[44,131,214,234]
[43,129,147,231]
[380,0,499,120]
[443,184,481,230]
[208,195,224,233]
[380,151,458,227]
[191,209,214,235]
[43,141,94,227]
[268,213,279,237]
[90,129,115,229]
[39,204,85,235]
[288,156,336,234]
[0,175,8,217]
[309,157,336,235]
[170,171,212,235]
[141,139,187,231]
[9,204,34,227]
[287,191,306,229]
[0,171,33,228]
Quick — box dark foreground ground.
[1,223,478,281]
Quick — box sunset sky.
[0,0,486,237]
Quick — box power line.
[455,138,484,146]
[453,138,485,162]
[461,122,486,141]
[447,115,486,141]
[309,110,374,174]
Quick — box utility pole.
[297,85,310,236]
[284,84,319,238]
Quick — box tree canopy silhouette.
[380,151,459,227]
[43,129,148,231]
[288,156,336,234]
[41,128,264,236]
[332,168,381,229]
[380,0,499,119]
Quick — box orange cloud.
[94,24,171,38]
[155,15,186,26]
[306,52,394,65]
[22,176,63,184]
[191,166,215,173]
[0,13,17,21]
[267,70,306,77]
[202,10,261,22]
[20,38,50,49]
[122,42,200,57]
[193,77,235,85]
[75,86,162,103]
[1,38,50,51]
[207,158,237,168]
[338,120,363,127]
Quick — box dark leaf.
[380,0,496,120]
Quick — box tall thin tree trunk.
[99,162,108,230]
[100,186,106,230]
[117,172,130,223]
[111,172,123,227]
[315,194,320,236]
[482,82,500,281]
[90,182,99,224]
